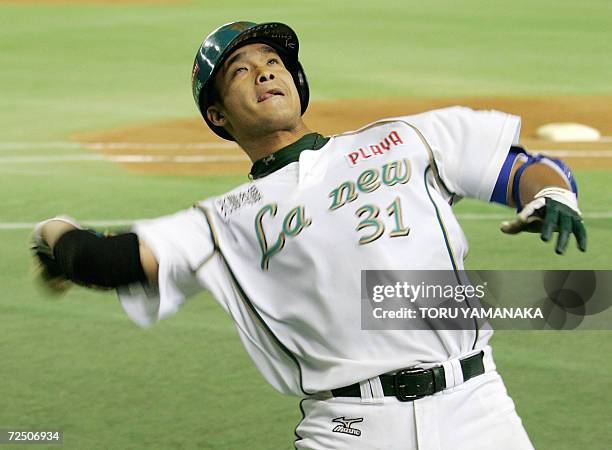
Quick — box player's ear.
[206,105,227,127]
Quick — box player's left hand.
[500,187,587,254]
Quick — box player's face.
[209,43,302,139]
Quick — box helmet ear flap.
[293,61,310,115]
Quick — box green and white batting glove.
[500,187,587,255]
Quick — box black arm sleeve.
[53,230,147,288]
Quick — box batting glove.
[500,187,587,255]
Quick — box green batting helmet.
[191,21,310,141]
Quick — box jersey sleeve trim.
[490,146,526,205]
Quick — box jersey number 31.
[356,196,410,245]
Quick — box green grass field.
[1,1,611,449]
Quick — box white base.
[536,123,601,142]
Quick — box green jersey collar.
[250,133,330,180]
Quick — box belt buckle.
[394,367,429,402]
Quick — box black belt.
[331,352,485,402]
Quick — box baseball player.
[32,22,586,449]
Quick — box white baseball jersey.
[118,106,521,396]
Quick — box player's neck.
[238,122,314,163]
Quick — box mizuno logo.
[332,416,363,437]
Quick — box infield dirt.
[74,96,612,175]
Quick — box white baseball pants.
[295,358,534,449]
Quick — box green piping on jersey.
[399,119,460,269]
[195,205,311,396]
[423,167,479,350]
[193,204,221,271]
[423,167,460,272]
[407,112,481,349]
[401,122,455,198]
[293,398,306,448]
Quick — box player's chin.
[268,112,299,130]
[258,105,297,124]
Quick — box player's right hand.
[30,217,81,295]
[31,249,73,294]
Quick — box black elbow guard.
[53,230,147,288]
